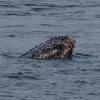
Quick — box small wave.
[87,92,100,96]
[55,69,74,75]
[74,53,97,57]
[3,11,31,16]
[95,14,100,18]
[2,34,22,39]
[3,72,43,80]
[0,54,16,59]
[74,80,88,84]
[0,52,20,59]
[64,4,100,8]
[1,25,26,28]
[91,69,100,72]
[31,7,50,11]
[24,3,60,8]
[24,3,100,8]
[40,24,60,27]
[0,4,18,8]
[5,35,17,38]
[0,1,19,8]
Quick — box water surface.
[0,0,100,100]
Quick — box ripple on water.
[0,0,100,100]
[3,71,44,80]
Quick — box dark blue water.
[0,0,100,100]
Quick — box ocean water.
[0,0,100,100]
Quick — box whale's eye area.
[57,45,64,50]
[53,44,65,51]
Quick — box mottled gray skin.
[21,36,75,59]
